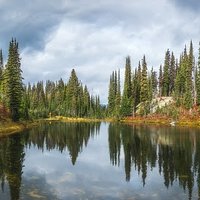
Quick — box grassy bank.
[0,120,40,136]
[45,116,113,123]
[1,114,200,137]
[121,114,200,127]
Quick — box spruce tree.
[0,49,3,101]
[158,65,163,97]
[169,52,176,95]
[162,49,170,96]
[4,39,23,121]
[120,56,133,116]
[108,71,116,115]
[196,42,200,106]
[83,85,90,116]
[115,70,121,117]
[0,49,3,82]
[140,55,148,102]
[133,62,141,113]
[184,41,193,109]
[151,67,157,97]
[66,69,80,117]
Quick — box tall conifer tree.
[108,71,116,115]
[162,49,170,96]
[5,39,23,121]
[0,49,3,101]
[120,56,133,116]
[158,65,163,97]
[140,55,148,102]
[169,52,176,95]
[196,42,200,106]
[184,41,193,109]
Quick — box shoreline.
[1,115,200,137]
[121,116,200,127]
[0,120,40,136]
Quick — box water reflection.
[0,134,25,200]
[25,122,101,165]
[0,122,200,199]
[0,122,100,200]
[108,124,200,199]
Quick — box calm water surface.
[0,122,200,200]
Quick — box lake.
[0,122,200,200]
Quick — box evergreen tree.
[175,53,186,104]
[83,86,90,116]
[158,65,163,97]
[0,50,3,101]
[132,62,141,114]
[184,41,193,109]
[140,55,148,102]
[162,49,170,96]
[115,70,121,117]
[108,71,116,115]
[4,39,23,121]
[65,69,80,117]
[120,56,133,116]
[196,42,200,106]
[169,52,176,95]
[151,67,157,97]
[0,49,3,82]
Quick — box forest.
[0,39,200,122]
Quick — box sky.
[0,0,200,104]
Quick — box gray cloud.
[170,0,200,11]
[0,0,66,51]
[1,0,200,103]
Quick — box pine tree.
[158,65,163,97]
[148,71,153,101]
[0,49,3,101]
[196,42,200,106]
[175,53,186,104]
[151,67,157,97]
[162,49,170,96]
[169,52,176,95]
[108,71,116,115]
[132,62,141,114]
[115,69,121,117]
[66,69,80,117]
[120,56,133,116]
[83,85,90,116]
[0,49,3,82]
[4,39,23,121]
[123,56,132,98]
[184,41,193,109]
[140,55,148,102]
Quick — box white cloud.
[7,0,200,103]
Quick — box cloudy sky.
[0,0,200,103]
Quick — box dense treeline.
[24,69,103,119]
[108,41,200,117]
[0,39,104,121]
[1,39,200,121]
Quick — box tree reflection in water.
[0,122,100,200]
[108,123,200,199]
[0,122,200,199]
